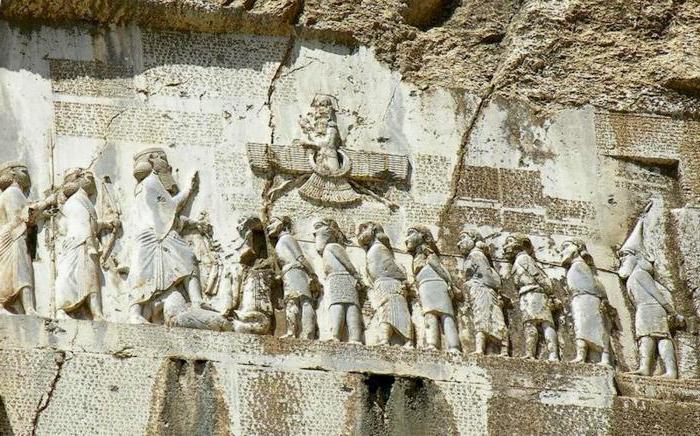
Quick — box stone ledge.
[0,316,614,406]
[616,373,700,404]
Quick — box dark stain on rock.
[354,373,459,435]
[146,358,230,435]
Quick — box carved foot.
[447,347,461,354]
[425,344,438,351]
[348,340,363,345]
[471,350,484,356]
[548,354,560,362]
[280,332,296,339]
[23,309,41,317]
[571,357,585,364]
[377,340,390,347]
[627,369,651,377]
[499,351,509,358]
[403,341,414,349]
[661,372,678,379]
[0,307,14,316]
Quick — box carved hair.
[61,167,85,199]
[459,229,483,243]
[359,221,392,251]
[408,225,440,255]
[0,162,30,192]
[314,218,349,245]
[506,233,535,257]
[562,238,594,266]
[274,216,293,232]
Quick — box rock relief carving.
[504,233,560,361]
[357,221,414,348]
[0,161,54,316]
[53,168,121,321]
[267,216,318,339]
[183,211,223,298]
[314,218,365,343]
[457,229,509,356]
[225,216,276,335]
[405,226,461,352]
[617,201,683,378]
[247,95,410,207]
[126,148,211,325]
[560,239,612,366]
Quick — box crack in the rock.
[436,2,526,247]
[31,351,67,436]
[86,108,127,170]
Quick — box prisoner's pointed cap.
[133,147,167,162]
[0,160,27,174]
[620,218,648,258]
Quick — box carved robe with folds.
[0,184,33,305]
[627,266,673,339]
[55,188,100,311]
[512,252,554,325]
[566,258,609,350]
[463,247,507,341]
[366,240,412,340]
[128,172,196,304]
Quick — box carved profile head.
[266,216,293,239]
[503,233,534,261]
[404,226,439,256]
[0,161,30,193]
[457,229,483,255]
[237,216,268,266]
[62,167,97,198]
[560,239,594,267]
[313,218,347,253]
[133,147,177,194]
[617,218,654,279]
[356,221,392,251]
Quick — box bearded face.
[0,166,31,193]
[150,154,178,194]
[560,241,580,267]
[617,252,637,279]
[265,218,285,238]
[503,236,523,260]
[404,228,423,254]
[356,223,375,250]
[313,223,334,254]
[457,233,476,255]
[80,171,97,196]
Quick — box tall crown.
[133,147,166,162]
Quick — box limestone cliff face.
[0,2,699,435]
[1,0,698,117]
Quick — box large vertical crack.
[436,1,527,246]
[261,0,306,222]
[31,351,67,436]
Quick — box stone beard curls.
[0,166,31,192]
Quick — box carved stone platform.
[2,316,700,435]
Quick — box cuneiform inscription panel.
[54,101,223,147]
[50,59,134,98]
[594,112,700,161]
[141,31,290,100]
